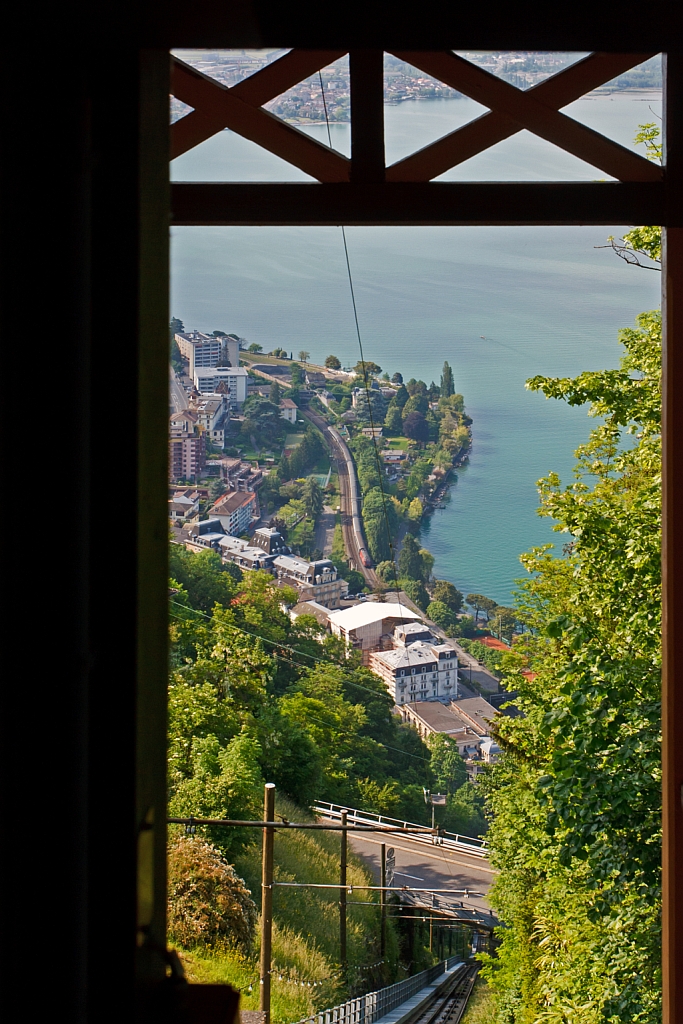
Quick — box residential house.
[168,494,198,520]
[209,490,258,535]
[170,409,198,436]
[272,554,347,608]
[279,398,298,423]
[181,517,228,553]
[361,426,383,438]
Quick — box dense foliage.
[481,310,662,1023]
[168,836,257,950]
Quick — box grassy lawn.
[384,437,410,450]
[460,976,497,1024]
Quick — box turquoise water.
[171,92,661,603]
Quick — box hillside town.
[169,322,506,775]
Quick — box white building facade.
[175,331,222,378]
[368,637,459,705]
[194,366,248,405]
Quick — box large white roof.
[327,602,421,631]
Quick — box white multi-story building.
[368,629,459,705]
[194,366,248,405]
[175,331,222,378]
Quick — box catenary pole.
[340,809,347,975]
[380,842,386,959]
[260,783,276,1023]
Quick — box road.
[170,366,188,413]
[303,408,378,587]
[314,503,336,556]
[347,830,496,929]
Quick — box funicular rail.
[295,957,464,1024]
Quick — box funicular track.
[412,963,479,1024]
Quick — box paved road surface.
[314,504,336,556]
[346,830,496,928]
[170,366,188,413]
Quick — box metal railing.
[295,957,463,1024]
[313,802,488,858]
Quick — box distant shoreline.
[281,88,662,125]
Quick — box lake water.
[171,90,662,604]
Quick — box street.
[170,366,188,413]
[347,830,496,928]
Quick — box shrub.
[168,836,257,951]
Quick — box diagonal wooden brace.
[171,51,350,181]
[389,50,662,182]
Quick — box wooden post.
[662,50,683,1024]
[259,783,276,1023]
[340,809,347,975]
[350,50,385,183]
[380,842,386,959]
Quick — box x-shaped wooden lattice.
[171,50,661,183]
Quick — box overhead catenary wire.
[318,70,402,595]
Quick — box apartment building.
[368,630,459,705]
[169,433,206,482]
[194,366,248,404]
[175,330,222,378]
[208,490,258,535]
[215,456,263,493]
[272,555,347,608]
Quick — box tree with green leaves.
[298,350,310,363]
[429,734,467,794]
[400,577,430,611]
[488,605,517,642]
[440,361,455,398]
[302,475,324,520]
[247,342,263,353]
[398,533,423,580]
[481,309,662,1022]
[432,580,463,614]
[362,487,398,563]
[353,360,382,379]
[290,363,305,387]
[466,594,497,622]
[325,354,341,369]
[384,403,403,435]
[426,600,455,631]
[269,380,282,406]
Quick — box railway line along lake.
[172,89,662,603]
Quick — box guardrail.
[313,802,488,859]
[295,957,463,1024]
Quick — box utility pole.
[429,894,436,952]
[380,842,386,959]
[259,783,276,1024]
[340,809,347,976]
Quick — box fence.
[295,957,463,1024]
[313,802,488,858]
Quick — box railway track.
[302,408,378,586]
[414,964,479,1024]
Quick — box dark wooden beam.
[387,52,657,182]
[130,1,680,51]
[350,50,385,182]
[171,181,666,226]
[392,51,662,182]
[662,50,683,1024]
